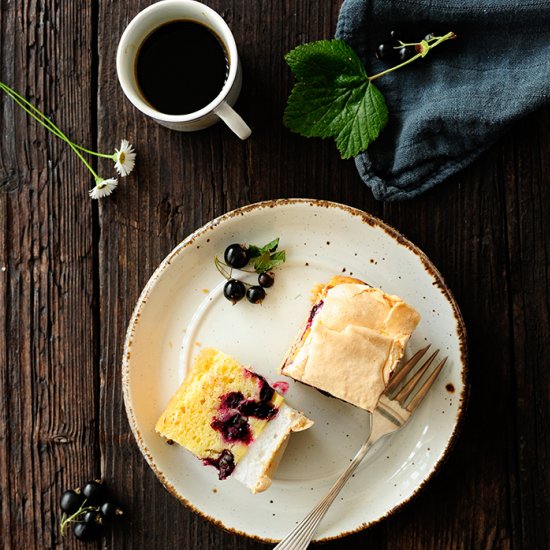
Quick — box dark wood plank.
[502,108,550,549]
[2,0,549,548]
[0,1,97,549]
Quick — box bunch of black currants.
[215,239,285,305]
[222,244,274,304]
[376,29,442,63]
[60,480,124,541]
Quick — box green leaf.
[248,245,262,258]
[270,250,286,264]
[284,39,388,159]
[253,250,286,273]
[259,238,279,254]
[248,237,280,259]
[253,251,272,272]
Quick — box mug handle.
[214,101,252,140]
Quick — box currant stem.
[214,256,233,280]
[60,500,98,536]
[369,31,456,82]
[396,36,440,48]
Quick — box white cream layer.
[233,403,312,493]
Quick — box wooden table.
[1,1,549,548]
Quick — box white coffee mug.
[116,0,251,139]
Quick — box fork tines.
[385,345,448,411]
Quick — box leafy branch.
[283,32,456,159]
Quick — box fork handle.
[273,440,373,550]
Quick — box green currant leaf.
[284,39,388,159]
[253,250,286,273]
[248,245,262,258]
[253,251,272,272]
[260,237,280,254]
[249,237,280,259]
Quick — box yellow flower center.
[119,151,126,164]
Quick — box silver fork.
[273,346,447,550]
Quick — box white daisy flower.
[89,178,118,199]
[113,139,136,177]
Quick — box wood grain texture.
[0,1,97,549]
[1,0,549,548]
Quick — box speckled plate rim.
[122,198,469,543]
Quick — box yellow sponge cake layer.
[156,348,283,465]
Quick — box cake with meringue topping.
[156,348,312,493]
[280,276,421,411]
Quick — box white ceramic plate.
[123,199,467,543]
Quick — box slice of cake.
[280,276,421,411]
[156,348,312,493]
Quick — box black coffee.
[136,20,228,115]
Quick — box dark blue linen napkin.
[336,0,550,201]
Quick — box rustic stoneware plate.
[123,199,467,542]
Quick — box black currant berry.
[398,46,415,61]
[60,490,84,515]
[224,244,249,269]
[223,279,246,304]
[258,272,274,288]
[83,511,103,526]
[376,42,395,61]
[424,30,442,41]
[246,286,266,304]
[73,522,100,542]
[100,502,124,521]
[82,480,107,506]
[389,29,402,40]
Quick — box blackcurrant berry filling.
[211,412,252,444]
[213,374,280,450]
[238,400,278,420]
[203,449,236,480]
[221,391,245,409]
[257,375,275,403]
[306,300,324,330]
[273,381,289,394]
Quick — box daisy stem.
[0,81,101,180]
[1,83,113,158]
[69,145,114,159]
[0,82,69,142]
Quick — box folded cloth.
[336,0,550,201]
